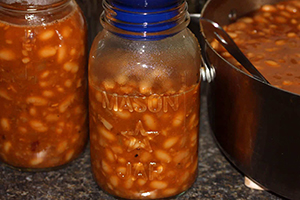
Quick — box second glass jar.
[0,0,88,170]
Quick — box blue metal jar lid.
[102,0,188,40]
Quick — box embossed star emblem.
[121,120,159,152]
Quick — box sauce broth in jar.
[89,49,200,198]
[0,0,88,170]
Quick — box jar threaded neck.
[101,0,190,40]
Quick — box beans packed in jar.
[89,0,201,199]
[0,0,88,170]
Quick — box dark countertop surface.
[0,90,284,200]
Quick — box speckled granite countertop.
[0,90,284,200]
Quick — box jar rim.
[0,0,70,12]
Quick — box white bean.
[0,90,11,101]
[118,157,126,164]
[163,188,178,196]
[95,92,102,102]
[45,114,60,122]
[57,141,68,153]
[1,118,10,131]
[29,107,37,116]
[63,62,78,73]
[283,80,293,86]
[138,179,147,186]
[111,146,123,154]
[43,90,54,98]
[103,79,115,90]
[57,45,67,63]
[261,4,277,12]
[3,141,11,152]
[116,75,128,85]
[39,46,57,58]
[102,160,112,173]
[18,127,27,133]
[70,49,76,56]
[265,60,280,67]
[239,17,254,24]
[26,96,48,106]
[100,117,113,130]
[143,114,157,129]
[139,80,152,94]
[22,50,28,56]
[173,113,184,127]
[140,151,152,162]
[150,180,168,189]
[22,57,30,64]
[163,137,178,149]
[155,150,171,163]
[39,30,55,41]
[0,49,15,61]
[110,176,119,187]
[30,157,44,166]
[65,149,74,161]
[30,120,48,132]
[287,32,297,38]
[59,94,75,113]
[275,16,287,23]
[64,79,72,88]
[181,171,190,182]
[124,178,133,189]
[61,26,72,38]
[98,126,116,141]
[116,167,127,178]
[114,111,131,119]
[286,5,298,13]
[106,149,115,162]
[40,70,50,79]
[174,150,189,164]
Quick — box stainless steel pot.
[200,0,300,199]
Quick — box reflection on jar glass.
[0,0,88,170]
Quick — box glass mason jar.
[0,0,88,170]
[89,0,201,199]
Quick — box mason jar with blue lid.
[88,0,201,198]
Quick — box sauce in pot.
[213,0,300,94]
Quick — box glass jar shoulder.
[90,28,199,62]
[89,28,201,95]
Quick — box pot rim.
[199,0,300,97]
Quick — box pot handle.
[190,13,216,83]
[199,30,216,83]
